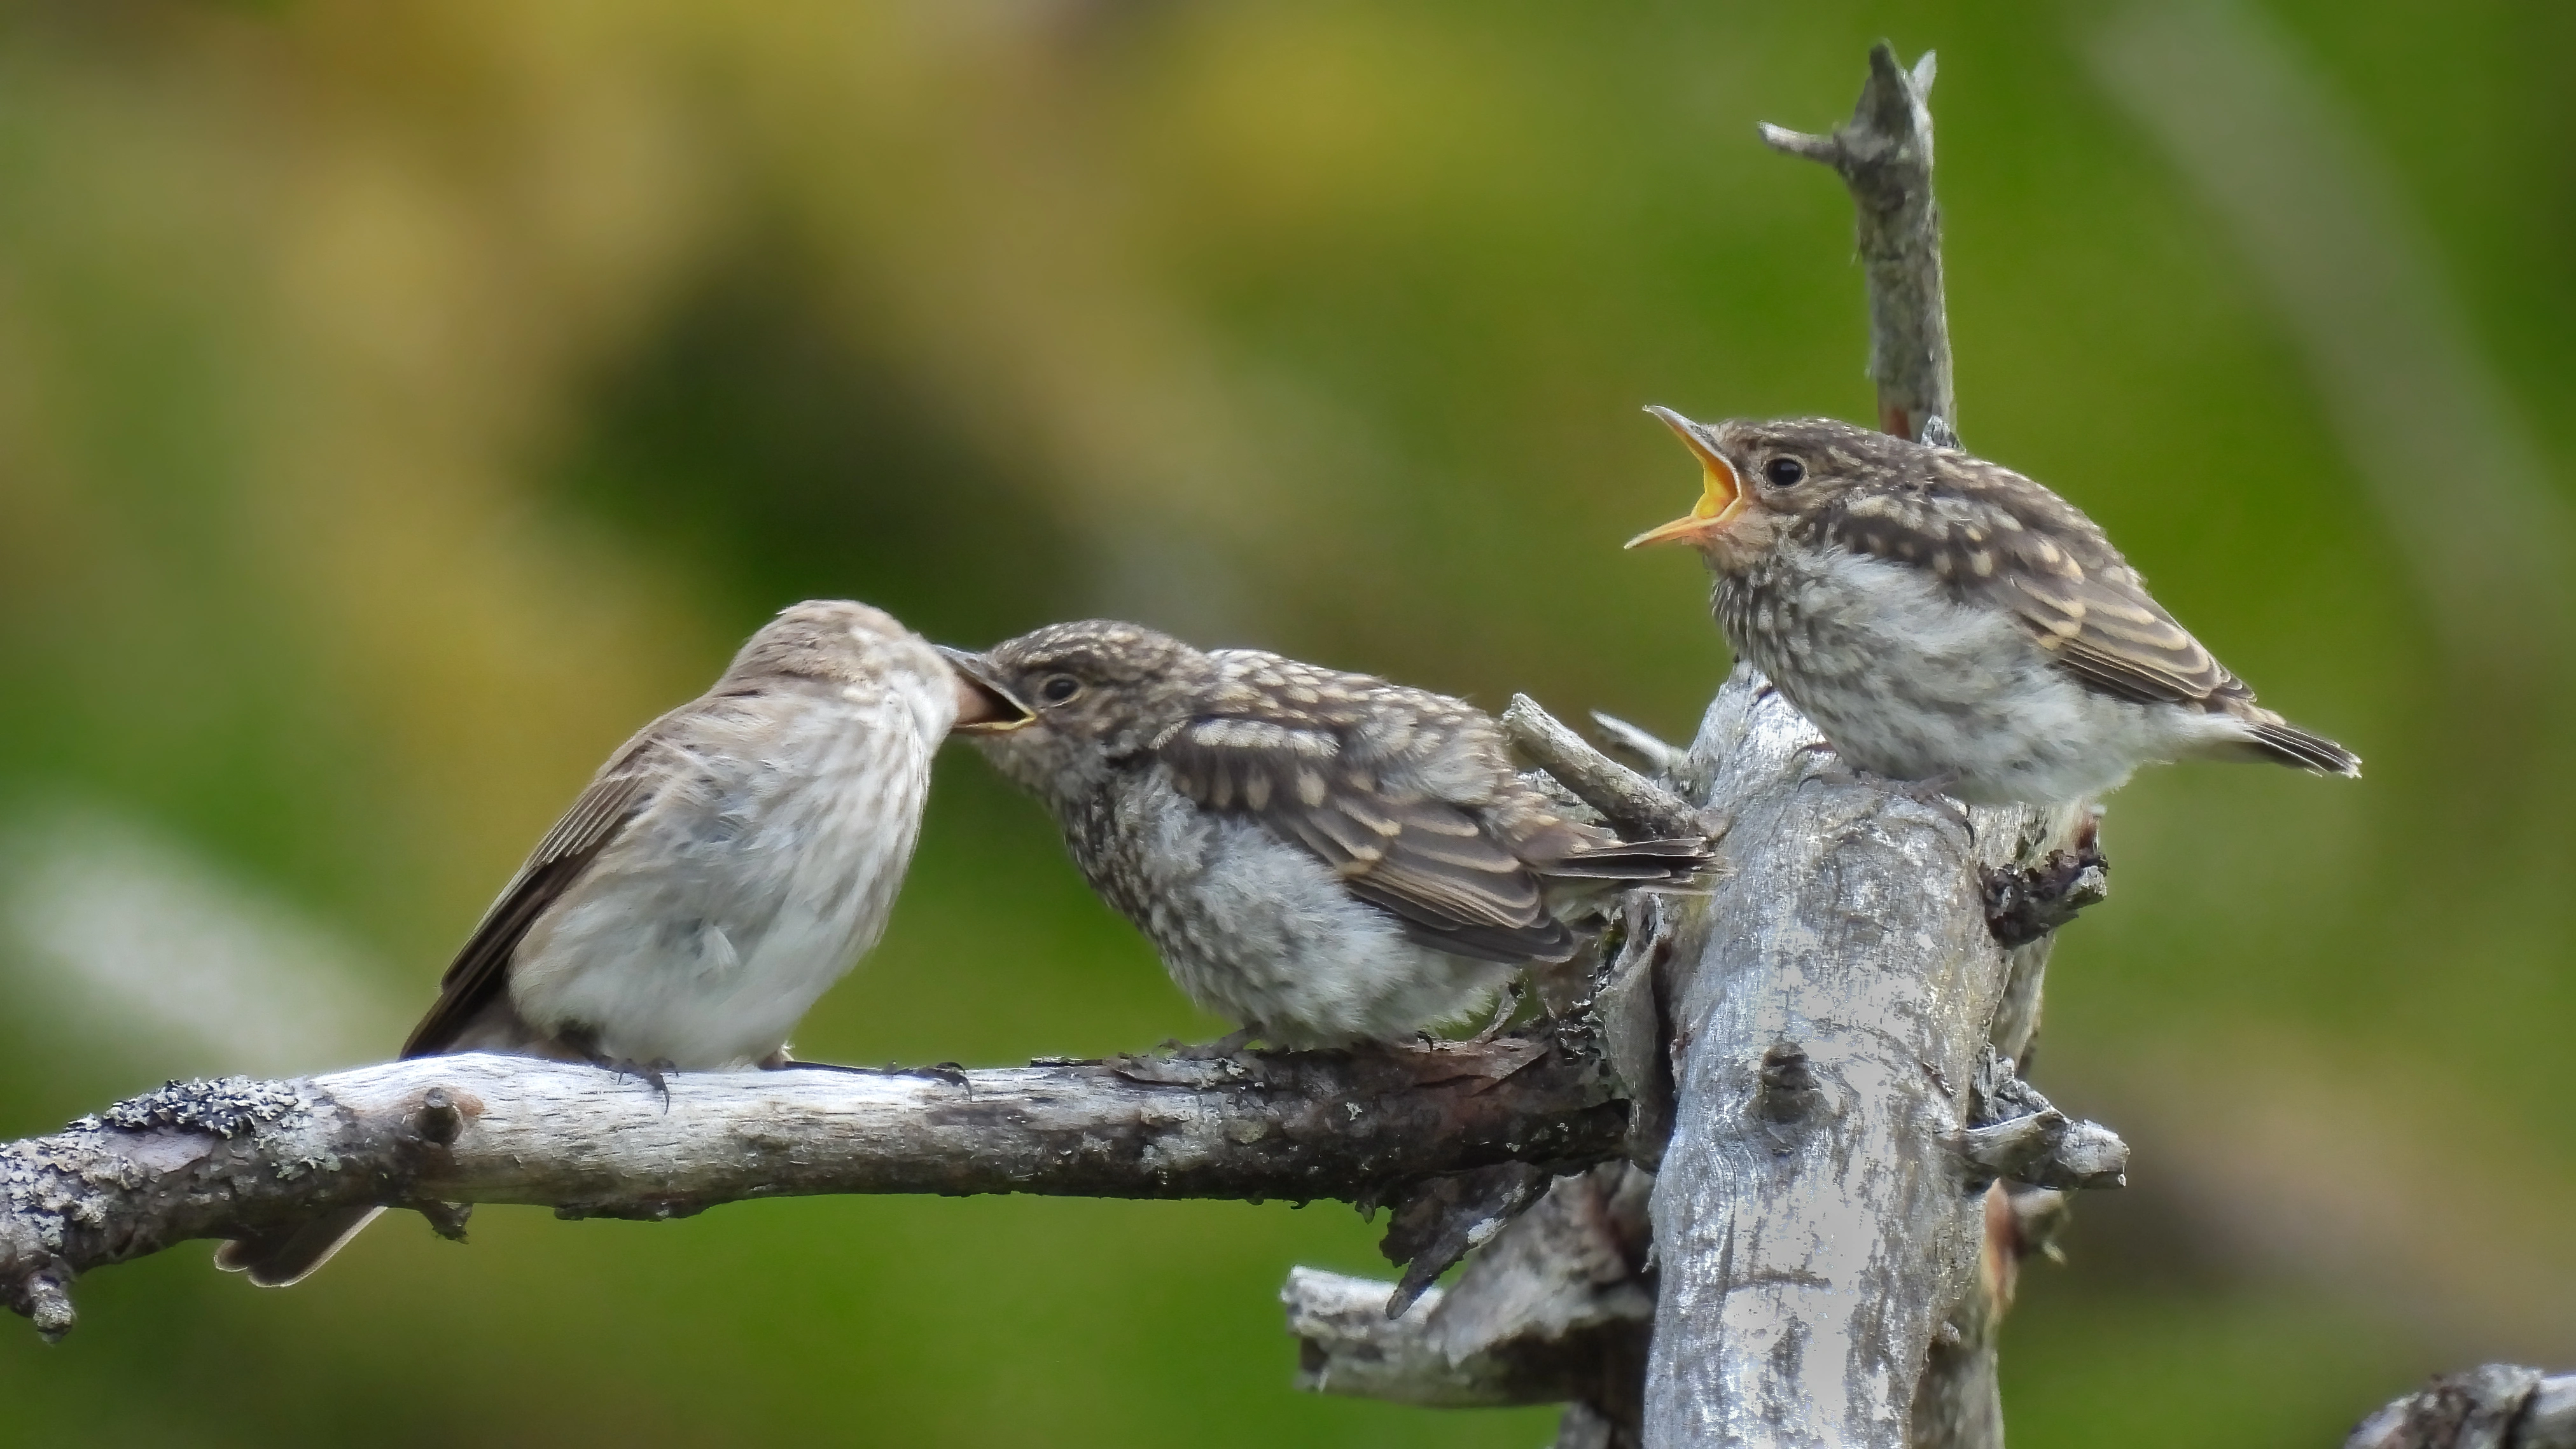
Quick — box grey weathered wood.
[1504,694,1715,844]
[1288,1163,1655,1439]
[1636,670,2084,1448]
[1758,42,2073,1449]
[2347,1364,2576,1449]
[1286,1268,1532,1408]
[1,1036,1620,1342]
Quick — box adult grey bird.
[951,621,1709,1048]
[1627,409,2358,805]
[215,599,1028,1286]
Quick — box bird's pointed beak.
[938,646,1034,734]
[1626,405,1746,550]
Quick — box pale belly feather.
[1078,772,1510,1047]
[1722,548,2252,805]
[510,698,932,1067]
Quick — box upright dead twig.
[1761,45,1954,445]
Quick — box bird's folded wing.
[1822,464,2250,710]
[398,724,665,1058]
[1154,716,1572,964]
[1999,560,2246,707]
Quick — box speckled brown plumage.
[957,621,1709,1045]
[1631,412,2358,804]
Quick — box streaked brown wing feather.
[398,733,661,1058]
[1155,707,1572,965]
[1823,455,2248,709]
[2002,564,2243,707]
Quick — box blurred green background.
[0,1,2568,1443]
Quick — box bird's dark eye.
[1038,674,1083,705]
[1763,456,1806,489]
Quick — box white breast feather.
[510,669,950,1067]
[1756,549,2255,805]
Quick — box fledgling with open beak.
[950,621,1709,1048]
[1627,409,2358,805]
[215,599,1030,1287]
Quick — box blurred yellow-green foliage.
[3,1,2572,1443]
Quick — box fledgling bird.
[950,621,1709,1048]
[1627,410,2358,805]
[216,599,1029,1287]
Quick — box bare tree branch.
[1,1035,1621,1342]
[1760,41,1955,444]
[1590,713,1686,777]
[1288,1270,1537,1408]
[1953,1049,2126,1192]
[1636,670,2094,1448]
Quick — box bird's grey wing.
[1153,714,1574,965]
[398,727,664,1058]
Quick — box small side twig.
[2346,1364,2576,1449]
[1952,1113,2126,1192]
[1589,712,1683,776]
[1954,1048,2127,1191]
[1377,1161,1552,1317]
[1982,812,2110,948]
[2,1035,1622,1342]
[1502,695,1712,843]
[1291,1165,1655,1444]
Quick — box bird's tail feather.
[1547,836,1713,884]
[213,1206,385,1287]
[2245,720,2361,777]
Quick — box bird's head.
[728,599,1027,739]
[1626,411,1907,571]
[948,620,1213,798]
